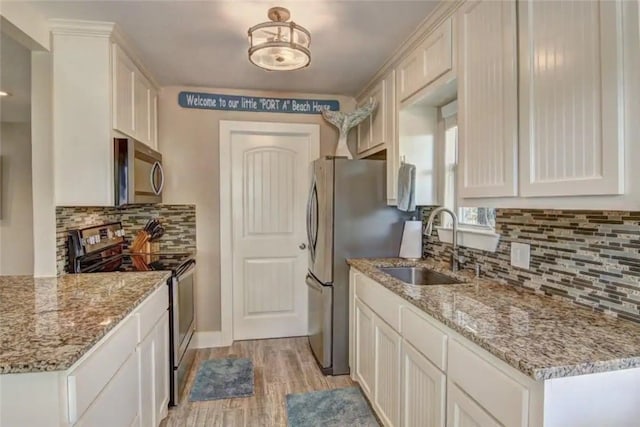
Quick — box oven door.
[171,263,196,405]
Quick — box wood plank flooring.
[160,337,356,427]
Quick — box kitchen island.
[0,272,171,427]
[348,258,640,427]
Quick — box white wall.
[1,2,56,277]
[159,85,355,333]
[0,122,34,275]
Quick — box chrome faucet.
[424,207,462,272]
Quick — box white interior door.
[229,124,316,340]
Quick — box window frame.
[438,100,495,231]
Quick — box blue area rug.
[189,358,254,401]
[286,387,379,427]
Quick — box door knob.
[299,243,307,250]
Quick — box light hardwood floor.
[160,337,356,427]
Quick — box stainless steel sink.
[379,267,463,285]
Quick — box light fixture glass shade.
[248,14,311,71]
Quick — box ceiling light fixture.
[0,90,11,97]
[248,7,311,71]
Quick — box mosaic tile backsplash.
[422,208,640,322]
[56,205,196,275]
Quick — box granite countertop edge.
[347,258,640,382]
[0,271,172,375]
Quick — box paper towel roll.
[399,220,423,259]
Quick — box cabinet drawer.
[401,306,447,371]
[68,315,138,423]
[448,339,529,427]
[355,273,402,332]
[75,351,139,427]
[137,284,168,341]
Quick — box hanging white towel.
[397,162,416,212]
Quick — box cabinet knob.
[299,243,307,250]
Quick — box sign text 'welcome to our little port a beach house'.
[178,91,340,115]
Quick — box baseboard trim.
[192,331,228,349]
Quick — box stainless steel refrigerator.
[305,157,411,375]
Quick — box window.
[440,101,495,229]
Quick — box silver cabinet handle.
[299,243,307,250]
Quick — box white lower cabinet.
[139,306,170,427]
[139,326,155,427]
[75,351,140,427]
[447,382,500,427]
[373,317,402,427]
[350,267,640,427]
[401,341,446,427]
[354,298,376,398]
[0,284,169,427]
[153,313,170,423]
[351,267,532,427]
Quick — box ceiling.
[28,0,440,96]
[1,33,31,123]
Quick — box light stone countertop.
[347,258,640,381]
[0,272,171,374]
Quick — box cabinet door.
[149,90,158,150]
[519,0,624,197]
[385,69,398,205]
[447,382,501,427]
[356,99,372,154]
[75,352,140,427]
[138,329,154,427]
[154,312,170,424]
[401,341,446,427]
[397,17,453,102]
[374,316,401,427]
[370,80,386,151]
[419,17,453,89]
[458,0,518,198]
[134,73,151,145]
[139,312,169,427]
[113,44,135,137]
[397,47,422,102]
[354,298,375,398]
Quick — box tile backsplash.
[56,204,196,275]
[422,208,640,322]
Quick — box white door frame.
[219,120,320,346]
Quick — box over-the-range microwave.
[114,138,164,205]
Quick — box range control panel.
[79,222,126,253]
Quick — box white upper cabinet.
[113,44,136,138]
[458,0,518,198]
[518,0,625,197]
[397,17,454,102]
[113,44,159,149]
[150,92,159,150]
[356,69,394,156]
[51,21,159,206]
[356,97,372,154]
[369,81,386,152]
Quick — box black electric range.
[67,221,196,407]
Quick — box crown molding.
[355,0,464,100]
[48,19,115,37]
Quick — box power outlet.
[510,242,531,270]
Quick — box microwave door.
[309,158,334,284]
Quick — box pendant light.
[247,7,311,71]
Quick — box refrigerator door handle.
[311,184,319,257]
[306,178,314,260]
